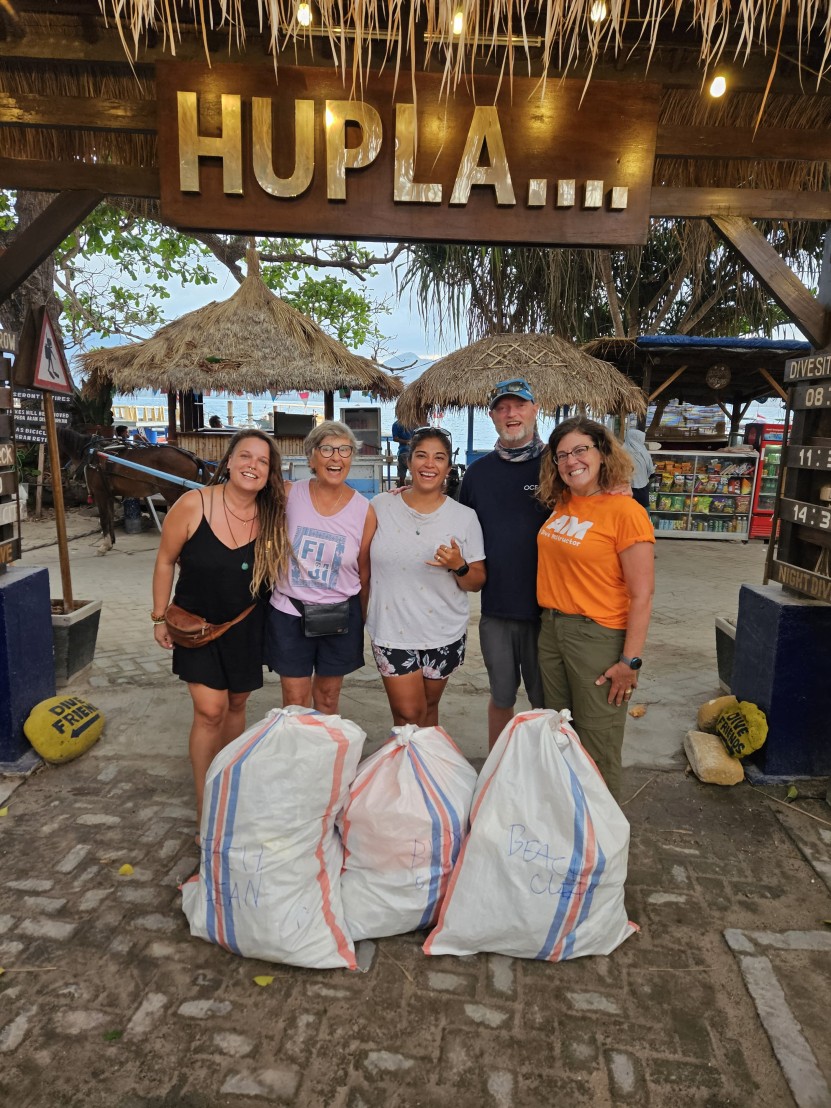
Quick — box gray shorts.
[479,614,544,710]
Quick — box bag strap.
[215,602,257,635]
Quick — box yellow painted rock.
[24,695,105,764]
[696,695,739,734]
[716,701,768,759]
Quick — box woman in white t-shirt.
[367,426,486,727]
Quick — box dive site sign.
[157,62,659,247]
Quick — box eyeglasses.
[316,444,354,458]
[554,444,597,464]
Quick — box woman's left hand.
[427,537,464,571]
[595,661,638,706]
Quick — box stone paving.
[0,509,829,1107]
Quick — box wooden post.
[34,442,45,518]
[324,390,335,420]
[43,392,73,614]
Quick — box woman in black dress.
[151,431,290,825]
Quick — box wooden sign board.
[13,386,70,444]
[0,372,20,572]
[158,62,659,247]
[0,538,21,567]
[772,352,831,603]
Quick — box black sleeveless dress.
[171,509,266,693]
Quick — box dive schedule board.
[772,349,831,602]
[0,376,21,567]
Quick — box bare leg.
[280,676,312,709]
[187,683,233,825]
[311,674,345,714]
[222,690,251,745]
[488,698,515,750]
[381,671,428,726]
[423,676,450,727]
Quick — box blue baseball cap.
[488,377,536,409]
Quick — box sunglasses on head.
[489,378,531,399]
[412,425,452,441]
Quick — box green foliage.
[48,202,389,355]
[0,191,14,233]
[401,219,822,344]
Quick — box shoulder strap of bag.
[217,602,257,634]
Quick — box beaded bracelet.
[151,612,166,625]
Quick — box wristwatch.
[619,653,643,670]
[452,562,470,578]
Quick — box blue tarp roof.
[636,335,811,352]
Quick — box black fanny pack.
[290,597,350,637]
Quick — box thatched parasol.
[80,253,402,404]
[396,333,646,428]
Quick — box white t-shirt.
[367,493,486,649]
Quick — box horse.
[56,425,212,553]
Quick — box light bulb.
[296,2,312,27]
[709,74,727,97]
[452,9,464,35]
[590,0,607,22]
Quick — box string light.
[709,74,727,97]
[452,9,464,35]
[590,0,608,22]
[296,2,312,27]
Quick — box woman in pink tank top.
[265,421,377,714]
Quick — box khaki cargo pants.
[538,609,628,800]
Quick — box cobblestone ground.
[1,755,829,1107]
[4,511,829,1106]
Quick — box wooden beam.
[652,187,831,220]
[710,215,831,348]
[0,157,160,198]
[0,93,156,132]
[656,125,831,162]
[649,365,687,402]
[0,189,102,304]
[757,366,788,401]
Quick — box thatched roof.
[92,1,831,92]
[3,4,831,204]
[395,333,646,424]
[80,259,402,400]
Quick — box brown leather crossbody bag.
[164,602,256,648]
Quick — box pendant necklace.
[222,486,257,570]
[402,492,439,535]
[311,479,346,516]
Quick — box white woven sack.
[181,706,365,969]
[340,725,477,940]
[424,710,637,960]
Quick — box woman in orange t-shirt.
[536,417,655,799]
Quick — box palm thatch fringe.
[80,261,402,399]
[98,0,831,90]
[657,89,831,191]
[395,333,646,424]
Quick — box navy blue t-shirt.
[459,451,550,621]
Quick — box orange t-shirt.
[536,493,655,630]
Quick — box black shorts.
[264,594,365,678]
[172,604,265,693]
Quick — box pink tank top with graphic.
[270,479,370,616]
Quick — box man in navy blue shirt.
[391,419,414,487]
[459,378,549,747]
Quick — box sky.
[77,237,786,425]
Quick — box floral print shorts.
[371,634,467,680]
